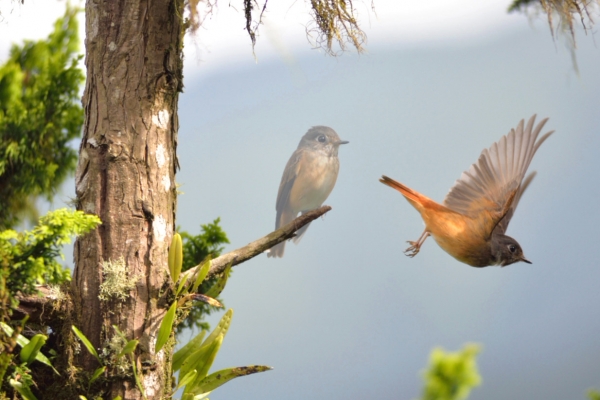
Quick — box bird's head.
[299,126,348,156]
[491,234,531,266]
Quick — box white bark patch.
[153,215,167,243]
[88,138,98,148]
[108,41,117,51]
[142,373,159,398]
[152,109,170,130]
[155,144,167,168]
[161,174,171,192]
[88,10,98,40]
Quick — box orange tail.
[379,175,438,212]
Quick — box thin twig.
[187,205,332,281]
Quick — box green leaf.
[89,366,106,384]
[169,233,183,282]
[201,309,233,349]
[72,325,101,363]
[20,334,47,365]
[173,330,206,372]
[179,309,233,392]
[176,368,198,391]
[191,365,273,395]
[9,378,38,400]
[1,322,58,374]
[203,263,231,298]
[155,301,177,353]
[176,269,192,296]
[119,339,139,357]
[182,335,223,395]
[192,256,211,293]
[129,352,147,400]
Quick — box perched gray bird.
[268,126,348,258]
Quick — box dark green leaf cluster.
[177,218,230,333]
[0,5,84,229]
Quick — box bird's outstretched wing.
[443,115,553,235]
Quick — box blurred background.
[2,0,599,399]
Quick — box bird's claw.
[404,241,420,258]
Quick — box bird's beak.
[336,140,349,145]
[521,257,532,264]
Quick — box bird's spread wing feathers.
[443,115,553,233]
[494,171,536,235]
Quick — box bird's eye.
[508,245,516,253]
[317,135,326,143]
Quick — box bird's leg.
[405,230,430,257]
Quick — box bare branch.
[15,207,333,323]
[15,285,67,325]
[187,205,332,282]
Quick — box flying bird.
[380,115,553,267]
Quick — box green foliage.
[0,323,57,374]
[180,218,229,271]
[177,218,230,334]
[155,301,177,353]
[71,326,101,364]
[172,309,271,398]
[168,233,183,283]
[420,344,482,400]
[0,208,101,304]
[0,209,98,394]
[0,322,57,398]
[74,324,147,396]
[589,389,600,400]
[9,368,37,400]
[0,5,84,229]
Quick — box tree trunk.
[73,0,182,398]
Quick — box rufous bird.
[380,115,553,267]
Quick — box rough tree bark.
[73,0,183,398]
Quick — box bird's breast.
[289,152,340,212]
[424,212,492,267]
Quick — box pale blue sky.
[175,21,600,400]
[3,1,600,399]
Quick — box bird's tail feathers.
[292,219,311,244]
[380,175,435,211]
[267,241,286,258]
